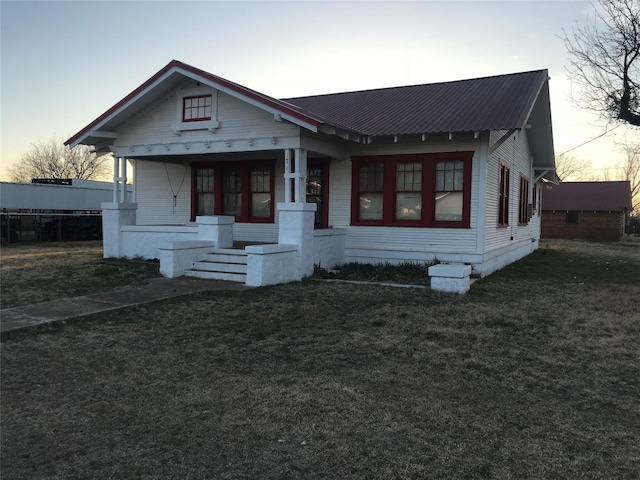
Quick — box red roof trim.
[65,60,320,147]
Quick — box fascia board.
[175,67,319,133]
[67,68,182,148]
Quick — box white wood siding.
[484,130,538,253]
[328,157,351,228]
[135,159,283,242]
[327,136,482,259]
[135,160,192,225]
[116,89,298,148]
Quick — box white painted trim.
[476,131,489,254]
[174,67,320,133]
[69,69,179,148]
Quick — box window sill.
[172,120,220,135]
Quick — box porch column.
[112,156,128,203]
[277,202,317,279]
[277,148,316,279]
[101,201,137,258]
[120,156,128,203]
[283,148,308,204]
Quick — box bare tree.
[563,0,640,126]
[603,136,640,211]
[555,152,595,180]
[7,137,111,183]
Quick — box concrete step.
[201,252,248,264]
[192,261,247,274]
[184,269,247,283]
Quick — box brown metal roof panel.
[284,70,547,135]
[542,181,633,212]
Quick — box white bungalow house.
[66,60,557,291]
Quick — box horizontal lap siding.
[484,130,537,253]
[330,137,480,255]
[136,159,284,243]
[346,227,476,253]
[328,158,351,228]
[116,90,298,147]
[217,93,298,139]
[136,160,192,225]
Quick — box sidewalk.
[1,277,249,336]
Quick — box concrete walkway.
[1,277,249,336]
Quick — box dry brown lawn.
[0,241,160,308]
[1,239,639,479]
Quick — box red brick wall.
[541,211,624,242]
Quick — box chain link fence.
[1,212,102,244]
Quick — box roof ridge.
[283,69,548,101]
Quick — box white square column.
[101,202,137,258]
[277,202,317,280]
[196,215,234,248]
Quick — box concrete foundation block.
[428,264,472,294]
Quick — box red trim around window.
[350,151,473,228]
[498,161,510,227]
[190,160,275,223]
[182,95,212,122]
[518,174,530,225]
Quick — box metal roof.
[66,62,554,179]
[284,70,549,136]
[542,181,633,212]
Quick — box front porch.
[100,144,347,286]
[102,198,346,288]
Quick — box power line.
[557,124,623,156]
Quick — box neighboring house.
[66,60,557,290]
[0,179,131,242]
[541,181,632,242]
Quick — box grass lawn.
[1,239,639,479]
[0,241,161,309]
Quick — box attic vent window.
[183,95,212,122]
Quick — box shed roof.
[542,181,633,212]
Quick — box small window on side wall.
[498,162,510,226]
[566,211,579,225]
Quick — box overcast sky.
[1,0,635,181]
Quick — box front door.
[307,160,329,229]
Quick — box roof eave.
[66,60,322,149]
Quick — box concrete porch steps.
[184,249,248,283]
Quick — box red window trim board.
[182,94,212,123]
[350,151,473,228]
[190,160,275,223]
[498,161,510,227]
[518,174,530,226]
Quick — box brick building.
[541,181,632,242]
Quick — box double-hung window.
[191,161,274,222]
[396,162,422,221]
[195,168,215,216]
[498,162,510,226]
[359,162,384,220]
[351,152,473,228]
[518,175,530,225]
[435,160,464,222]
[183,95,212,122]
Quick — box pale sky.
[1,0,636,181]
